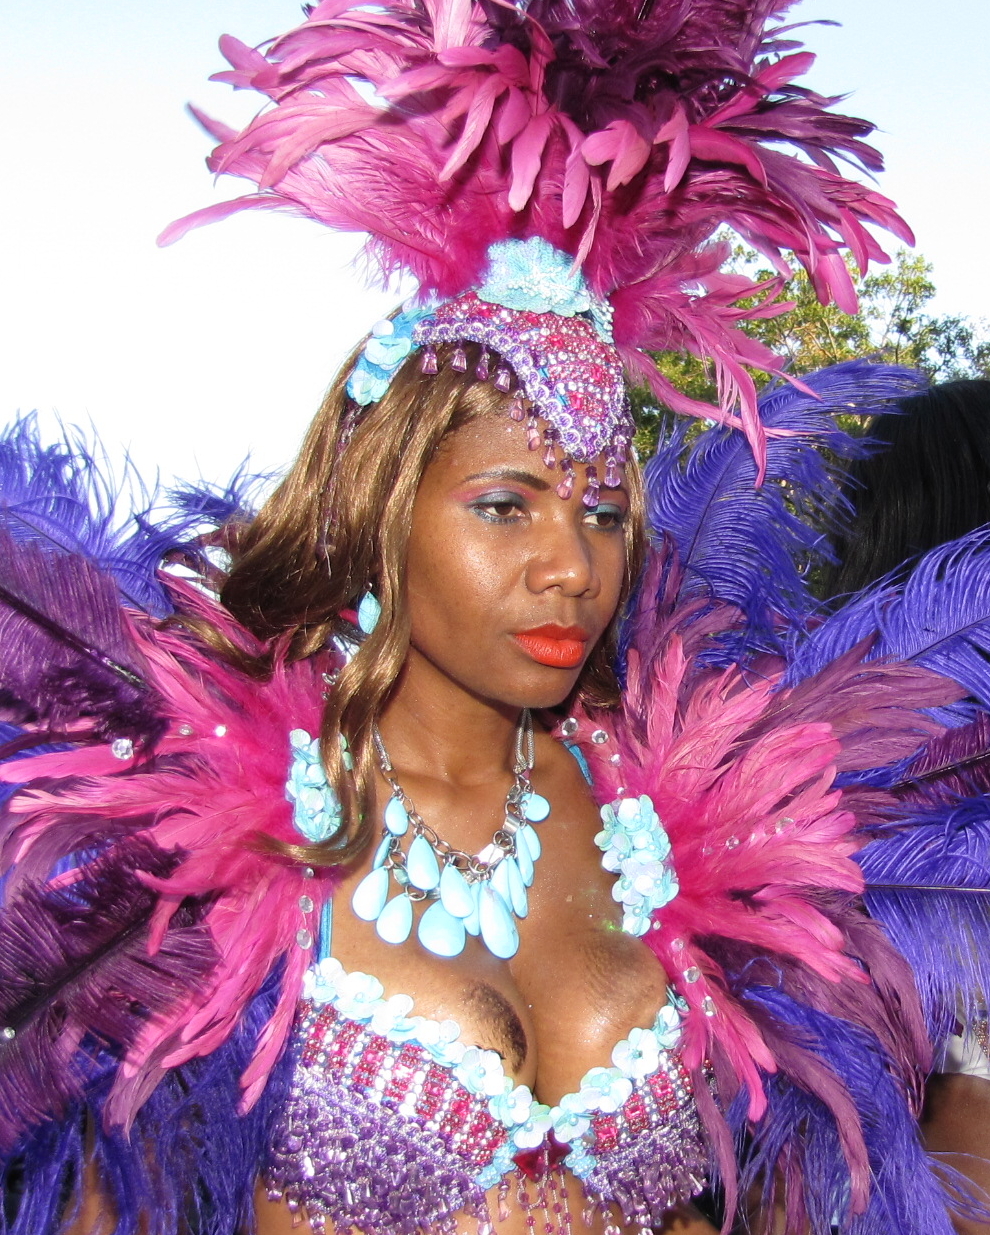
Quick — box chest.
[326,781,670,1100]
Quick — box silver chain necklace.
[350,708,550,958]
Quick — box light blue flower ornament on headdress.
[346,307,433,406]
[475,237,614,342]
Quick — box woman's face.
[404,411,631,710]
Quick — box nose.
[524,514,601,598]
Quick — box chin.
[499,668,584,711]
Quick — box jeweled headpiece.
[162,0,911,484]
[345,238,632,501]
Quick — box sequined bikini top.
[265,795,707,1235]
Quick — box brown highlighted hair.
[196,342,645,866]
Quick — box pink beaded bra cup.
[266,970,704,1235]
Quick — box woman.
[248,348,710,1233]
[44,343,717,1234]
[0,2,982,1232]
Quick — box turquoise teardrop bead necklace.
[351,708,550,959]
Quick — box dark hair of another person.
[824,380,990,602]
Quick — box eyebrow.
[460,467,628,495]
[461,468,552,491]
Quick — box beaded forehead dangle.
[162,0,913,487]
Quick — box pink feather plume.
[556,548,955,1208]
[160,0,912,471]
[0,580,342,1126]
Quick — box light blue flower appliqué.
[346,308,433,406]
[303,956,346,1005]
[454,1047,511,1099]
[596,793,679,936]
[489,1084,535,1127]
[549,1092,591,1142]
[285,729,343,843]
[612,1025,661,1081]
[415,1017,465,1066]
[476,237,614,341]
[652,1001,684,1051]
[333,970,387,1022]
[573,1065,632,1114]
[510,1103,554,1150]
[369,993,419,1041]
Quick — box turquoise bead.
[439,863,474,917]
[504,855,528,918]
[357,591,381,634]
[463,881,482,936]
[418,900,467,957]
[479,884,519,959]
[519,823,541,862]
[376,892,413,943]
[351,866,389,921]
[406,834,441,891]
[523,792,550,822]
[492,857,528,919]
[372,835,393,869]
[515,834,534,886]
[384,797,409,836]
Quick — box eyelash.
[470,493,526,523]
[585,504,626,530]
[469,495,626,529]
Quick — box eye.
[469,491,527,523]
[582,503,626,530]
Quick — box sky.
[1,0,987,488]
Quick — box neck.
[377,651,522,787]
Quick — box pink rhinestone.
[590,1114,619,1152]
[448,1093,474,1119]
[648,1070,674,1104]
[420,348,438,375]
[327,1020,362,1066]
[623,1088,649,1134]
[451,346,468,372]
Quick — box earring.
[357,591,381,634]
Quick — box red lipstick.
[513,624,589,669]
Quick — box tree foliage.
[632,248,990,455]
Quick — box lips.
[513,624,589,669]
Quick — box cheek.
[406,523,515,648]
[597,537,627,612]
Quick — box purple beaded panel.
[413,293,633,467]
[583,1052,707,1228]
[265,1000,506,1234]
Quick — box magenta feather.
[898,713,990,802]
[0,837,217,1154]
[561,549,949,1219]
[161,0,910,466]
[1,579,342,1128]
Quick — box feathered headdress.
[160,0,911,482]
